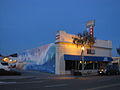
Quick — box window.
[84,63,93,70]
[1,62,8,66]
[65,60,75,70]
[87,49,95,54]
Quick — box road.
[0,74,120,90]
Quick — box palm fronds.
[72,31,96,47]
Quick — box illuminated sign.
[56,31,61,40]
[86,20,95,28]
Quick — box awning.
[64,54,113,62]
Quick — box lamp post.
[81,46,85,71]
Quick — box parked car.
[0,62,21,76]
[98,65,120,75]
[0,62,10,71]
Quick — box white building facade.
[55,31,112,75]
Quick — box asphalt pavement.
[0,70,120,90]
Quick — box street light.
[81,46,85,51]
[81,46,85,71]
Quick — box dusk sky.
[0,0,120,56]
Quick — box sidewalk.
[0,70,98,80]
[0,70,54,80]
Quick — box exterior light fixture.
[81,46,85,51]
[80,61,82,63]
[2,57,9,62]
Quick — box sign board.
[86,20,95,28]
[56,31,60,40]
[103,57,108,61]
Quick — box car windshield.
[1,62,8,66]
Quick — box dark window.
[1,62,8,66]
[84,63,93,70]
[94,63,98,69]
[87,49,95,54]
[65,60,75,70]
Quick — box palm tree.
[73,31,95,47]
[72,31,96,70]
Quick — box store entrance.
[65,60,82,70]
[65,60,109,71]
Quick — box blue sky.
[0,0,120,56]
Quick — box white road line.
[45,84,68,88]
[0,81,7,85]
[0,82,5,84]
[0,80,45,85]
[34,77,47,80]
[86,83,120,90]
[18,80,45,84]
[0,81,16,85]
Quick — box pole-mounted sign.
[86,20,95,28]
[86,20,95,37]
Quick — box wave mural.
[17,43,55,73]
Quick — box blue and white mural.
[17,43,55,73]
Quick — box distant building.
[112,57,120,68]
[17,31,113,75]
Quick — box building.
[16,31,113,75]
[55,31,112,75]
[112,57,120,68]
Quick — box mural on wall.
[17,43,55,73]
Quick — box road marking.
[18,80,45,84]
[34,77,48,80]
[45,84,68,88]
[0,80,44,85]
[86,83,120,90]
[0,81,16,85]
[0,82,5,83]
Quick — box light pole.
[81,46,85,71]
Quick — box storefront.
[55,31,113,75]
[64,54,113,70]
